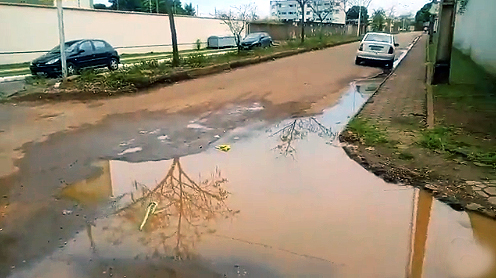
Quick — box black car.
[30,39,120,76]
[240,32,273,50]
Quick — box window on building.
[306,11,310,15]
[289,4,294,7]
[281,12,287,14]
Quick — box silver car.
[355,32,399,68]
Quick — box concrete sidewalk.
[360,34,427,128]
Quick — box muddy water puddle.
[2,82,496,278]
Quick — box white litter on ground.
[118,147,142,156]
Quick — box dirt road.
[0,32,419,178]
[3,32,496,278]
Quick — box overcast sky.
[97,0,431,18]
[181,0,429,17]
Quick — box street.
[0,32,494,278]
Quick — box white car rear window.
[364,34,392,43]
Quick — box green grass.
[0,62,30,71]
[422,39,496,168]
[347,118,389,145]
[420,126,496,167]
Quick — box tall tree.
[346,5,368,22]
[308,0,335,24]
[371,8,386,32]
[217,4,257,52]
[414,2,432,24]
[295,0,311,43]
[109,0,143,11]
[164,0,180,66]
[183,2,195,16]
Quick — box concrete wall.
[0,3,233,64]
[250,22,356,41]
[453,0,496,75]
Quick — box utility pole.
[56,0,67,80]
[432,0,456,84]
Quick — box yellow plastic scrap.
[216,144,231,152]
[139,201,158,231]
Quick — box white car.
[355,32,399,68]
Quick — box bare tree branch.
[217,4,257,52]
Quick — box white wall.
[0,3,233,64]
[453,0,496,75]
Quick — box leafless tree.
[386,5,396,33]
[308,0,336,38]
[309,0,335,23]
[270,117,336,157]
[217,4,258,52]
[294,0,311,43]
[101,158,238,259]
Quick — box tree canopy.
[108,0,195,15]
[414,2,432,24]
[371,9,386,32]
[346,6,369,23]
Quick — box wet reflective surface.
[1,81,496,278]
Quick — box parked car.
[30,39,120,77]
[240,32,273,50]
[355,32,399,68]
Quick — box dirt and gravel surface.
[0,39,386,178]
[6,32,494,278]
[340,35,496,219]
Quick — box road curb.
[345,34,424,120]
[0,74,30,83]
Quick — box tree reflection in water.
[102,158,238,259]
[270,117,336,157]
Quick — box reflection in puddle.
[4,83,496,277]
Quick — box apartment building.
[270,0,345,25]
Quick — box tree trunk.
[166,0,180,67]
[301,4,305,43]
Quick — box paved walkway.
[360,35,427,127]
[347,34,496,217]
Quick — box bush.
[184,53,208,68]
[195,39,202,50]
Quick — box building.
[270,0,345,25]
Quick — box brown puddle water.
[4,81,496,278]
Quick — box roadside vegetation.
[425,45,496,168]
[347,117,389,145]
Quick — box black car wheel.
[67,63,77,76]
[355,57,362,65]
[108,57,119,71]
